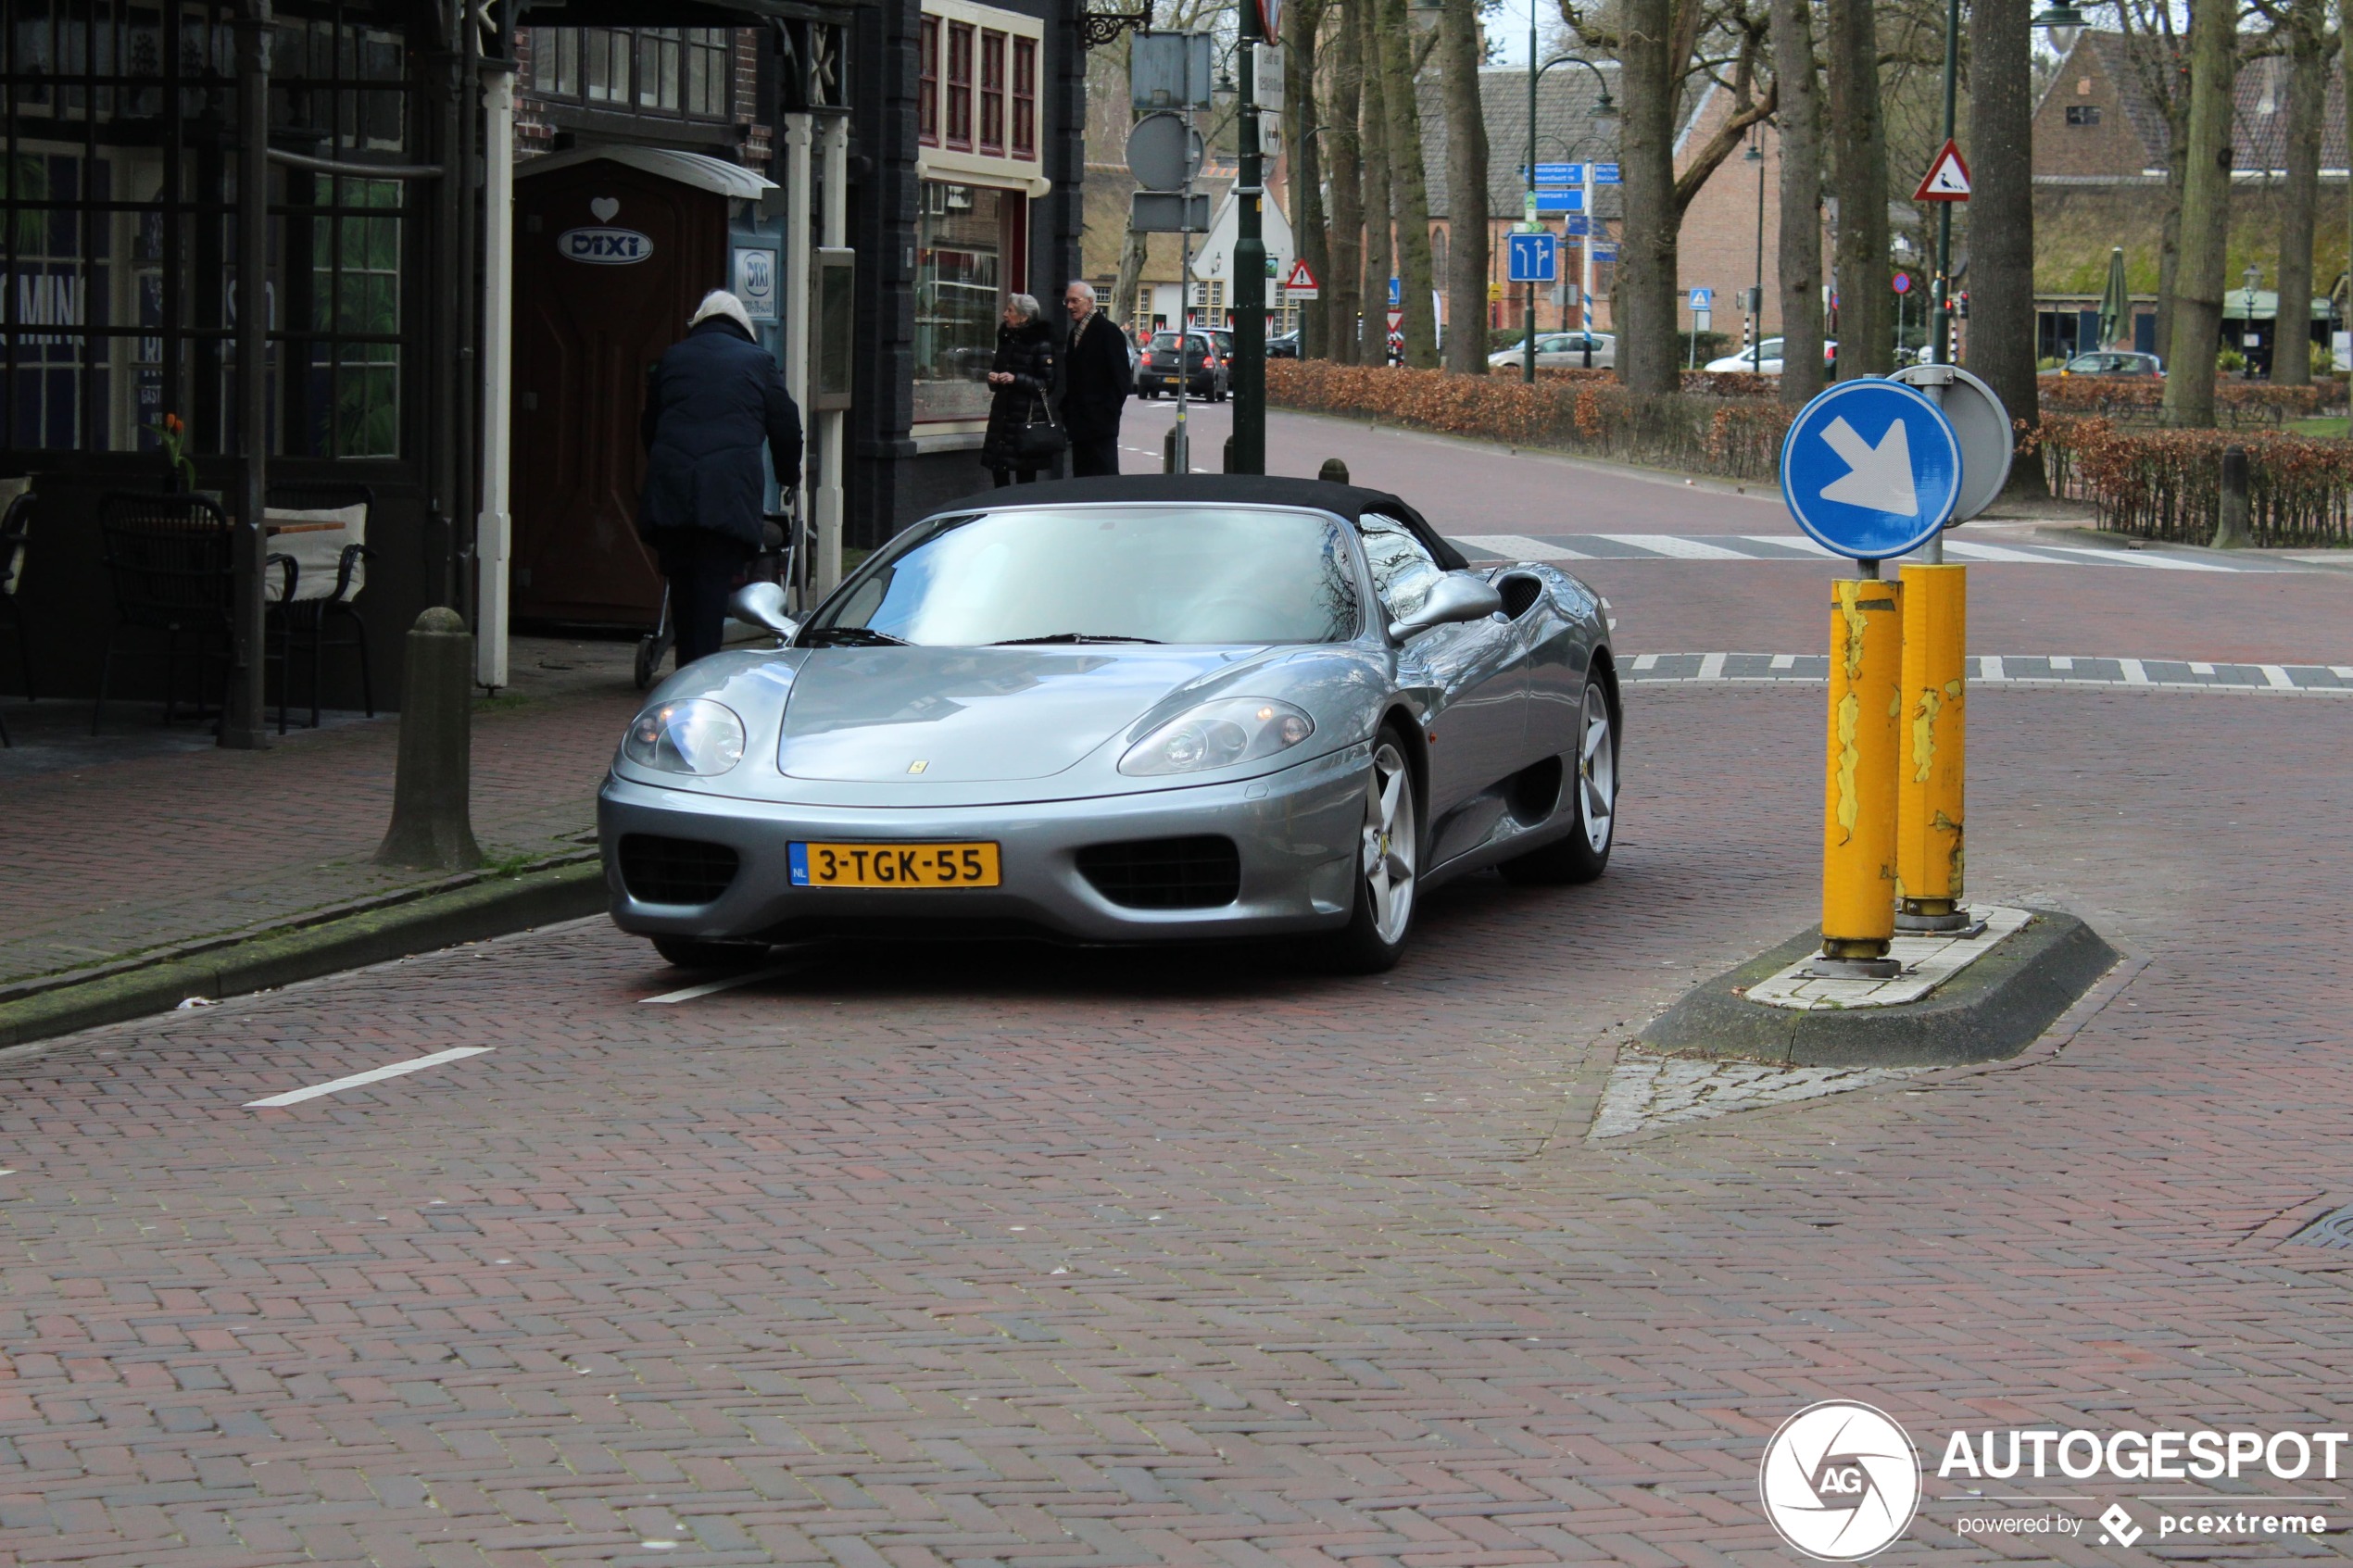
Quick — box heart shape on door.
[590,196,620,222]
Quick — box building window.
[913,180,1024,422]
[636,28,682,113]
[1012,37,1037,159]
[685,29,729,118]
[530,30,579,97]
[946,22,974,150]
[979,31,1005,156]
[2065,104,2101,126]
[0,6,414,460]
[585,28,631,105]
[918,18,939,144]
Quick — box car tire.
[651,935,771,972]
[1498,676,1617,886]
[1314,727,1420,973]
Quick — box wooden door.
[511,161,726,625]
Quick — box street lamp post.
[1746,133,1765,364]
[1523,25,1616,384]
[2243,262,2263,378]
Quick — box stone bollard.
[374,607,484,870]
[1162,422,1180,474]
[1318,458,1351,483]
[1223,434,1238,473]
[2213,445,2251,549]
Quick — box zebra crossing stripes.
[1451,533,2301,571]
[1619,652,2353,696]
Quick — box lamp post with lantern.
[1519,21,1616,384]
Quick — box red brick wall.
[1675,87,1784,340]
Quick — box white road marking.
[1455,533,1593,560]
[2119,659,2149,684]
[2260,664,2295,689]
[639,963,800,1005]
[2039,545,2234,572]
[1770,653,1797,670]
[1940,540,2072,564]
[1696,652,1727,681]
[1631,653,1659,671]
[2190,661,2217,675]
[1742,534,1841,557]
[1624,653,2346,696]
[246,1047,493,1108]
[2334,667,2353,680]
[2049,656,2073,671]
[1595,533,1751,559]
[1979,656,2006,681]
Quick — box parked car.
[2046,351,2163,378]
[1487,332,1617,370]
[601,474,1620,974]
[1136,331,1227,401]
[1266,330,1301,358]
[1702,337,1838,375]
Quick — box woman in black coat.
[979,293,1059,486]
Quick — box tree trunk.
[1769,0,1825,406]
[1969,0,2045,495]
[1824,0,1890,377]
[1617,0,1680,394]
[1112,225,1149,332]
[1437,0,1489,374]
[1377,0,1439,368]
[1284,0,1333,359]
[1326,0,1366,361]
[2155,127,2186,367]
[2163,0,2236,428]
[2272,24,2325,385]
[1357,0,1393,363]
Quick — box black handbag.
[1012,392,1068,463]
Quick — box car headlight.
[1118,697,1315,777]
[622,698,745,776]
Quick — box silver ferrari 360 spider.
[598,475,1619,972]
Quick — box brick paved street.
[4,666,2350,1564]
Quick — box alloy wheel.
[1578,683,1616,855]
[1361,740,1417,944]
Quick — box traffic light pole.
[1231,16,1267,474]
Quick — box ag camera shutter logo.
[1759,1400,1923,1561]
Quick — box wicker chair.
[94,491,289,734]
[264,481,375,732]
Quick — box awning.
[517,145,776,202]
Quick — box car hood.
[776,645,1260,783]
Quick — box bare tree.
[1970,0,2045,495]
[1377,0,1441,367]
[1768,0,1825,404]
[1283,0,1334,358]
[1614,0,1681,393]
[1438,0,1491,372]
[2164,0,2239,427]
[2113,2,2192,365]
[2261,0,2331,383]
[1357,0,1395,359]
[1324,1,1367,360]
[1825,0,1892,376]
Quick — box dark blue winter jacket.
[637,318,803,551]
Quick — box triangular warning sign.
[1914,139,1971,201]
[1282,257,1320,292]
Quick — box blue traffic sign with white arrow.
[1779,378,1963,559]
[1506,232,1558,283]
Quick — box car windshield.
[806,507,1361,646]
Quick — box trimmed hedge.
[2040,415,2353,547]
[2037,375,2338,425]
[1265,360,1794,482]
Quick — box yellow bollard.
[1821,575,1903,972]
[1896,564,1969,930]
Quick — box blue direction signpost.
[1534,190,1586,213]
[1507,232,1558,283]
[1779,379,1963,560]
[1532,162,1584,187]
[1590,162,1620,184]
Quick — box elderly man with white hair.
[1058,279,1133,477]
[637,288,802,669]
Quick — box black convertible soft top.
[924,473,1469,572]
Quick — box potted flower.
[147,411,196,494]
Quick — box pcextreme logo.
[1758,1400,1924,1562]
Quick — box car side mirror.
[1388,571,1504,644]
[730,581,799,643]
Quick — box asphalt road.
[5,425,2352,1566]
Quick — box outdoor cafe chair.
[93,490,291,734]
[263,482,375,733]
[0,485,30,746]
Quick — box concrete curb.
[1637,908,2120,1068]
[0,859,610,1051]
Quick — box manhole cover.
[2289,1204,2353,1248]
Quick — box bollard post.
[2213,445,2250,548]
[1318,458,1351,483]
[1896,563,1970,931]
[1818,573,1904,977]
[374,607,484,870]
[1163,422,1180,474]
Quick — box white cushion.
[0,476,28,596]
[261,503,367,603]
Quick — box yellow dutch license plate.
[788,841,1001,888]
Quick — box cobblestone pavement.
[0,638,639,987]
[4,676,2350,1567]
